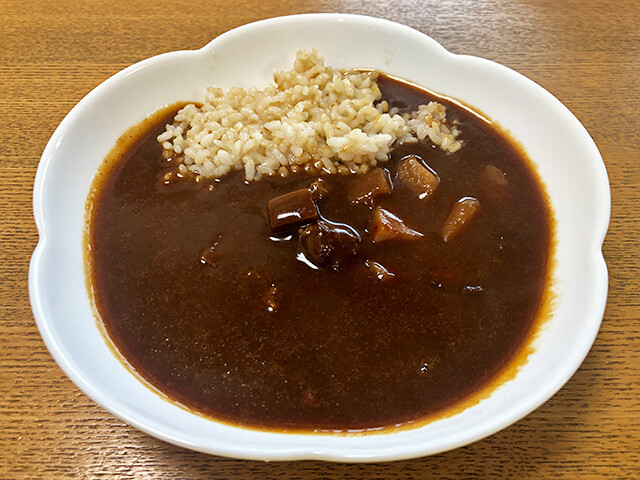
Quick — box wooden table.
[1,0,638,477]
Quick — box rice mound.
[157,48,462,182]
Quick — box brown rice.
[157,49,462,182]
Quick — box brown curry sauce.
[87,75,551,431]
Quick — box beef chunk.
[267,188,318,233]
[309,178,331,202]
[347,168,392,205]
[364,260,396,282]
[298,220,361,269]
[369,207,423,243]
[442,197,480,242]
[397,155,439,200]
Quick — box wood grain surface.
[1,0,638,478]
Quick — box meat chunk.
[347,168,392,205]
[308,178,331,202]
[442,197,480,242]
[369,207,423,243]
[298,220,361,269]
[397,155,440,200]
[267,188,318,233]
[364,260,396,282]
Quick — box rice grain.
[158,49,462,181]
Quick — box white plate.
[30,13,610,461]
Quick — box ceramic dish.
[30,13,610,461]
